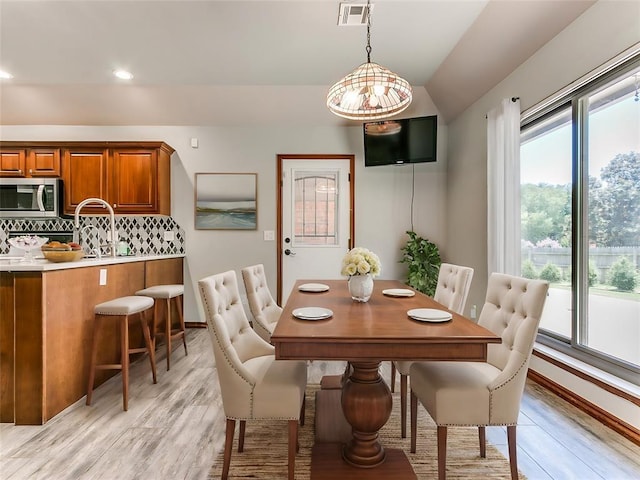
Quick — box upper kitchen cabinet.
[61,142,174,215]
[0,147,61,177]
[62,147,109,214]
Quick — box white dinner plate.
[293,307,333,320]
[298,283,330,293]
[407,308,452,323]
[382,288,415,297]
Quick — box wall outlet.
[164,231,175,242]
[99,268,107,286]
[263,230,275,241]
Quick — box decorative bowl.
[42,249,85,263]
[8,235,49,263]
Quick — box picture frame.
[195,173,257,230]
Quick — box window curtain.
[487,97,521,276]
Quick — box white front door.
[278,155,353,305]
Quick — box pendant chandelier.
[326,0,412,121]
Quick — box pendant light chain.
[366,0,372,63]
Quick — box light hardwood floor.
[1,328,639,479]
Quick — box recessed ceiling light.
[0,70,14,79]
[113,69,133,80]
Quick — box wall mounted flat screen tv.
[363,115,437,167]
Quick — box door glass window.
[293,170,338,246]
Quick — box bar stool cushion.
[135,284,184,299]
[94,296,155,316]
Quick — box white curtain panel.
[487,97,521,276]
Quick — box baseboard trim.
[185,322,207,329]
[527,369,640,446]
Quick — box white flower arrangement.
[341,247,381,277]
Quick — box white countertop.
[0,253,185,272]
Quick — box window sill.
[533,342,640,403]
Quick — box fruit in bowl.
[42,241,82,251]
[41,242,84,262]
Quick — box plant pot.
[348,274,374,302]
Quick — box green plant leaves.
[399,230,441,296]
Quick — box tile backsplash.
[1,216,185,256]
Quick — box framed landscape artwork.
[195,173,257,230]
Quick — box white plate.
[407,308,452,322]
[382,288,415,297]
[293,307,333,320]
[298,283,330,293]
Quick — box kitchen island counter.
[1,255,184,425]
[0,253,184,272]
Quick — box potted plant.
[399,231,441,296]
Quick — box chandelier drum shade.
[326,1,412,121]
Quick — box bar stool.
[86,295,157,411]
[135,284,187,371]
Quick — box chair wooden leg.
[390,362,396,393]
[175,295,188,355]
[165,298,172,371]
[437,425,447,480]
[238,420,246,453]
[507,425,518,480]
[410,389,418,453]
[86,316,101,406]
[140,309,157,384]
[288,419,297,480]
[299,393,306,426]
[478,426,486,458]
[222,418,235,480]
[121,315,130,411]
[400,373,408,438]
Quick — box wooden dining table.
[271,279,501,479]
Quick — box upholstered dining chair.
[409,273,549,480]
[392,262,474,437]
[241,264,282,342]
[198,270,307,480]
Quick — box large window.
[520,58,640,382]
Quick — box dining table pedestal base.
[311,443,416,479]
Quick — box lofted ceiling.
[0,0,596,127]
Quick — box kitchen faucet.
[73,198,117,257]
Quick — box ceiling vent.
[337,3,372,26]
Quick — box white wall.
[446,0,640,427]
[1,94,447,324]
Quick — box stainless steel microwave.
[0,178,62,218]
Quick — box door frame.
[276,154,355,304]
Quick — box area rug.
[209,385,524,479]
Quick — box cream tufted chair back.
[433,263,474,315]
[477,272,549,423]
[241,264,282,342]
[199,270,307,480]
[392,262,474,438]
[409,273,549,480]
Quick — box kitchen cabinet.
[0,148,61,177]
[0,141,174,215]
[62,142,174,215]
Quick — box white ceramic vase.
[348,273,374,302]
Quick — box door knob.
[284,248,296,256]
